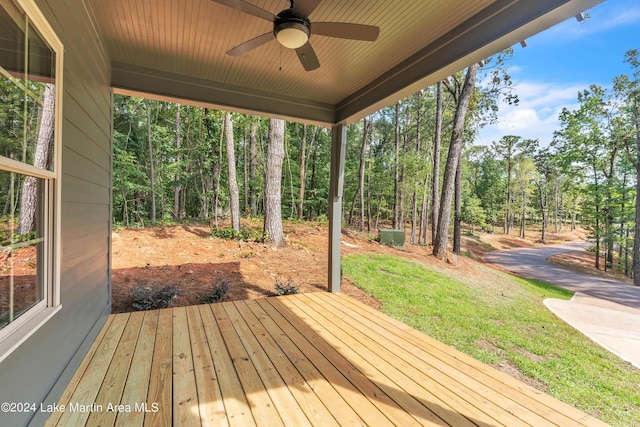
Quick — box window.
[0,0,62,361]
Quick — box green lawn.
[343,254,640,426]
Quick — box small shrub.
[211,227,241,240]
[203,281,229,304]
[314,214,328,223]
[274,278,298,296]
[211,226,264,242]
[131,285,182,311]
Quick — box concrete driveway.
[485,241,640,369]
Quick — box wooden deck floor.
[46,292,607,427]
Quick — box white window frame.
[0,0,63,364]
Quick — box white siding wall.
[0,1,112,426]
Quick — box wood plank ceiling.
[87,0,603,125]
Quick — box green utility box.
[379,229,405,247]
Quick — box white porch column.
[328,123,347,293]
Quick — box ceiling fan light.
[274,10,311,50]
[276,25,309,49]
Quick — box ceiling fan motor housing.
[274,9,311,49]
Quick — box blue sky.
[476,0,640,146]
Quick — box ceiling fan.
[211,0,380,71]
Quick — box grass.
[343,254,640,426]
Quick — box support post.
[328,124,347,293]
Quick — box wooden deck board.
[292,293,490,427]
[279,295,450,426]
[44,315,116,427]
[145,307,173,426]
[263,297,395,426]
[55,313,129,427]
[86,311,144,427]
[235,300,340,427]
[223,302,311,427]
[172,306,199,426]
[302,292,537,425]
[198,304,255,427]
[185,305,227,426]
[211,303,285,426]
[47,293,608,427]
[253,298,368,425]
[328,292,609,427]
[306,293,514,426]
[114,310,158,427]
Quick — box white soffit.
[88,0,604,125]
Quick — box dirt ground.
[0,246,38,324]
[111,220,585,313]
[113,221,423,313]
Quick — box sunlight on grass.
[343,254,640,426]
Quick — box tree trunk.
[431,81,443,244]
[410,190,418,244]
[283,132,296,218]
[605,151,617,271]
[538,183,547,242]
[624,226,630,277]
[399,119,407,229]
[554,176,559,234]
[309,146,317,219]
[595,200,601,269]
[249,122,258,216]
[453,154,462,255]
[505,157,512,235]
[411,92,422,244]
[619,173,627,265]
[18,83,55,234]
[134,192,143,225]
[393,102,401,229]
[145,99,156,224]
[367,157,372,232]
[173,105,182,220]
[359,120,368,232]
[349,118,369,231]
[420,173,430,244]
[213,134,222,229]
[433,64,479,259]
[374,197,383,231]
[633,95,640,284]
[591,161,602,270]
[224,113,241,230]
[264,118,286,246]
[297,124,308,220]
[520,189,527,239]
[631,110,640,286]
[203,108,221,227]
[243,126,249,212]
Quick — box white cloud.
[476,81,584,146]
[513,81,584,109]
[537,2,640,42]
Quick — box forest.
[109,49,640,283]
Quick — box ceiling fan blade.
[226,32,274,56]
[210,0,276,22]
[295,42,320,71]
[313,22,379,41]
[292,0,322,19]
